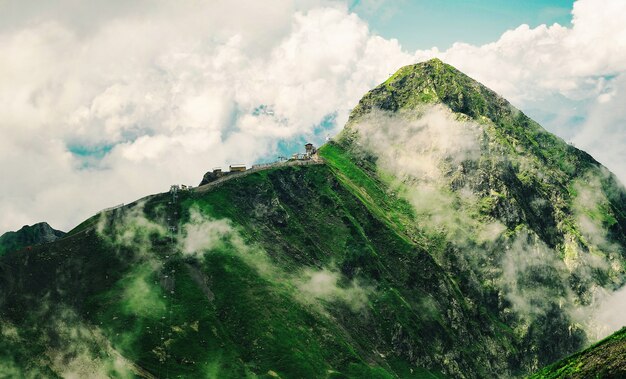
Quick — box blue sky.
[351,0,575,50]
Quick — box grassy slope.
[528,328,626,379]
[178,163,481,377]
[0,155,522,378]
[0,162,466,378]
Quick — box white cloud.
[422,0,626,102]
[0,1,412,231]
[295,268,371,311]
[348,106,510,244]
[589,285,626,339]
[178,206,373,311]
[1,0,625,236]
[351,106,482,181]
[571,74,626,182]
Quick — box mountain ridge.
[1,59,625,378]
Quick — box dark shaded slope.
[0,162,522,378]
[0,219,131,377]
[0,222,65,256]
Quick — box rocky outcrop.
[0,222,65,256]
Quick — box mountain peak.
[19,221,50,231]
[0,222,65,256]
[349,58,512,124]
[3,58,626,379]
[344,58,602,178]
[417,57,445,69]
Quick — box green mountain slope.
[0,165,483,378]
[528,327,626,378]
[0,222,65,256]
[1,59,625,378]
[338,58,626,372]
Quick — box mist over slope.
[338,58,626,371]
[1,59,625,378]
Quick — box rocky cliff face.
[0,222,65,256]
[0,59,624,378]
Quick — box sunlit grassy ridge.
[528,327,626,378]
[178,164,484,377]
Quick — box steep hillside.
[337,58,626,372]
[1,59,625,378]
[0,222,65,256]
[529,327,626,378]
[0,165,491,378]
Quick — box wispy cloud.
[178,206,374,312]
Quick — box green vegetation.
[1,58,625,378]
[181,164,494,377]
[318,142,417,241]
[337,58,626,374]
[0,164,460,378]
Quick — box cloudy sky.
[0,0,624,232]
